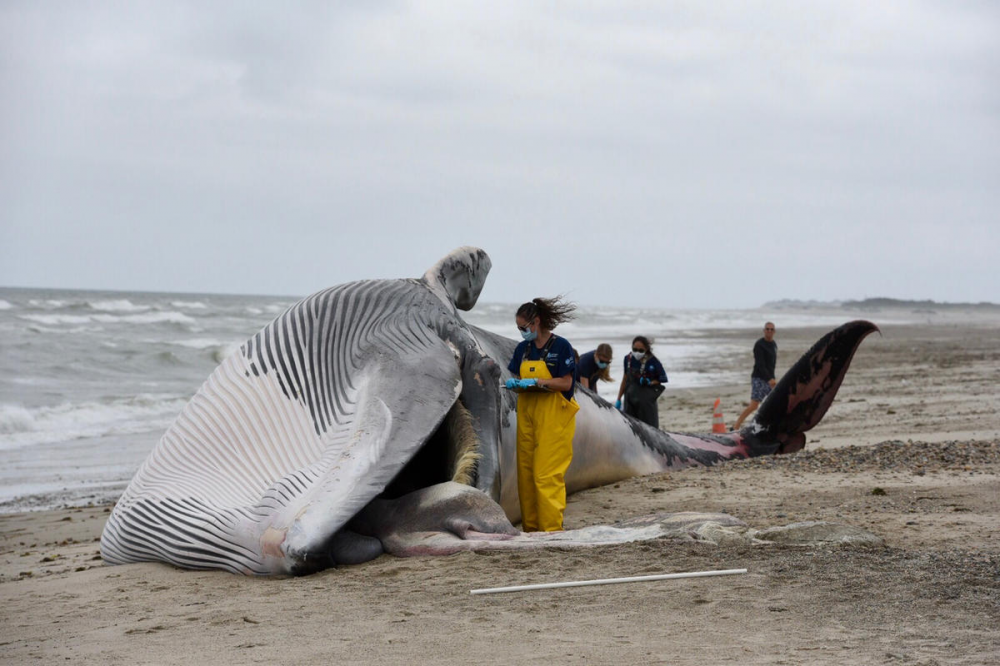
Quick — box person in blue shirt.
[614,335,668,428]
[577,343,613,393]
[505,297,579,532]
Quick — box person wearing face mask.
[577,343,613,393]
[505,297,579,532]
[615,335,668,428]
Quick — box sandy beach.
[2,319,998,665]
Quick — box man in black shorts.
[733,322,777,430]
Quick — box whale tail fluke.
[743,320,879,455]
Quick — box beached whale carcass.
[100,247,877,574]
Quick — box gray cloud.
[2,1,998,307]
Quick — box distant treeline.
[764,298,1000,311]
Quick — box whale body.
[100,247,877,574]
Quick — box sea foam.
[88,299,150,313]
[0,396,187,451]
[27,299,71,309]
[20,311,196,326]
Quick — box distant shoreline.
[764,297,1000,312]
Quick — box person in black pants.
[615,336,668,428]
[733,322,778,430]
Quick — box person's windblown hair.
[516,296,576,331]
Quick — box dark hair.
[631,335,652,354]
[516,296,576,331]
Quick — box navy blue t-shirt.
[577,350,604,390]
[623,354,668,384]
[508,334,576,400]
[751,338,778,381]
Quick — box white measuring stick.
[470,567,747,595]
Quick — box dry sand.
[2,319,998,665]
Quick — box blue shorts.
[751,377,773,402]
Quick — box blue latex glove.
[517,378,538,389]
[614,399,622,410]
[639,377,651,386]
[505,378,518,390]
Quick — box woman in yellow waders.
[505,297,579,532]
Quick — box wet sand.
[2,318,998,665]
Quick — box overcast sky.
[1,1,997,308]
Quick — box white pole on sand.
[470,568,748,595]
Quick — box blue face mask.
[596,361,608,369]
[520,329,537,342]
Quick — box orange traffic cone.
[712,398,726,434]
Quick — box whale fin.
[421,246,492,311]
[746,320,879,454]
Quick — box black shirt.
[577,350,603,390]
[752,338,777,381]
[624,354,668,385]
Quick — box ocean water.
[0,286,905,513]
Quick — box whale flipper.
[749,320,879,454]
[278,340,464,571]
[421,246,492,311]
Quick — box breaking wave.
[0,395,187,451]
[27,324,105,335]
[19,311,196,327]
[27,299,70,309]
[88,299,150,313]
